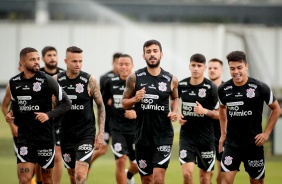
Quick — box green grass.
[1,112,282,183]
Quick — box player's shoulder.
[9,72,22,83]
[218,79,233,92]
[179,77,190,86]
[202,77,216,89]
[135,67,146,76]
[57,67,65,73]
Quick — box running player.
[54,46,105,184]
[90,52,122,165]
[103,54,138,184]
[5,47,71,184]
[208,58,224,184]
[218,51,281,184]
[178,53,219,184]
[122,40,179,184]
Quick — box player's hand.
[134,87,146,102]
[218,134,226,153]
[124,110,137,119]
[34,112,49,123]
[5,110,15,124]
[168,111,178,122]
[178,114,187,125]
[255,133,268,146]
[194,101,208,115]
[94,132,104,150]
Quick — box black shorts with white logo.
[221,145,265,179]
[61,138,94,169]
[179,140,216,172]
[111,132,135,161]
[135,143,172,176]
[17,143,55,169]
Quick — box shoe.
[127,177,135,184]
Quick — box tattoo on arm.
[88,75,105,132]
[123,73,136,99]
[171,76,178,100]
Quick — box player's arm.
[2,84,18,137]
[218,104,227,152]
[122,73,145,109]
[255,83,281,146]
[51,74,59,109]
[89,75,105,150]
[102,79,112,106]
[168,76,179,121]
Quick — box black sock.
[37,182,43,184]
[127,171,134,179]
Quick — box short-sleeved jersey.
[9,71,63,144]
[218,77,276,148]
[178,77,219,145]
[40,67,65,77]
[57,71,96,141]
[134,67,173,146]
[103,75,136,134]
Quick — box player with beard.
[208,58,224,184]
[54,46,105,184]
[122,40,179,184]
[218,51,281,184]
[103,54,138,184]
[5,47,71,184]
[40,46,65,76]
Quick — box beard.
[146,58,160,68]
[26,65,39,73]
[45,61,58,70]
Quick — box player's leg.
[244,146,265,184]
[35,164,42,184]
[197,146,216,184]
[37,144,55,184]
[52,145,62,184]
[75,139,94,183]
[61,144,76,184]
[135,144,154,184]
[153,145,172,184]
[18,162,35,184]
[90,131,110,164]
[179,142,196,184]
[126,135,138,183]
[221,145,241,184]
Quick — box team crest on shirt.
[114,143,122,152]
[19,146,28,156]
[224,156,233,166]
[246,88,255,98]
[33,82,41,92]
[198,88,206,98]
[180,150,187,159]
[75,83,84,93]
[138,159,147,169]
[158,82,167,92]
[63,153,71,163]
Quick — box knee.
[154,175,165,184]
[141,176,153,184]
[116,156,126,167]
[75,170,86,183]
[183,171,193,181]
[19,176,32,184]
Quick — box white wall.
[0,22,281,88]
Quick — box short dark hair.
[226,51,247,64]
[66,46,83,53]
[190,53,206,64]
[20,47,38,60]
[209,58,223,66]
[119,54,133,63]
[113,52,123,62]
[143,39,162,53]
[41,46,57,57]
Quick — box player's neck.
[66,70,79,79]
[44,66,57,75]
[147,66,161,76]
[211,78,222,87]
[23,70,36,79]
[190,76,204,85]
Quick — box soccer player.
[90,52,122,165]
[38,46,65,184]
[122,39,179,184]
[178,53,219,184]
[218,51,281,184]
[5,47,71,184]
[54,46,105,184]
[208,58,224,184]
[103,54,138,184]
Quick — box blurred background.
[0,0,282,183]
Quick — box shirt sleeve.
[211,83,219,109]
[46,75,72,118]
[260,81,276,105]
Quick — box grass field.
[1,111,282,183]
